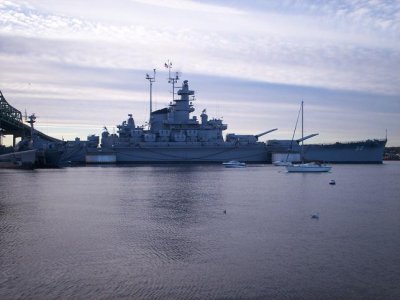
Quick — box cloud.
[130,0,242,15]
[223,0,400,35]
[2,1,399,93]
[1,0,399,145]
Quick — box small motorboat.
[222,160,246,168]
[329,179,336,185]
[273,160,292,166]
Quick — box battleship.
[1,66,387,165]
[60,66,386,165]
[83,67,277,163]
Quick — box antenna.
[301,101,304,163]
[165,60,180,101]
[146,68,156,124]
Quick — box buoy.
[311,214,319,219]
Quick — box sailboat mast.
[301,101,304,163]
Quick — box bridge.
[0,90,61,145]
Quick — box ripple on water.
[1,164,400,299]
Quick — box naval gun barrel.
[296,133,318,143]
[255,128,278,139]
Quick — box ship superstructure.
[98,75,275,163]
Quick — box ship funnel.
[296,133,318,143]
[255,128,278,139]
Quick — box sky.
[0,0,399,146]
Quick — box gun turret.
[255,128,278,140]
[296,133,318,143]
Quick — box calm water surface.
[1,163,400,299]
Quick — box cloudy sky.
[1,0,399,145]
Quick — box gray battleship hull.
[63,139,387,164]
[303,139,386,164]
[62,139,387,164]
[109,143,267,163]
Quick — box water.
[1,163,400,299]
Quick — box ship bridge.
[0,90,61,145]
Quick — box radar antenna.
[165,60,180,101]
[146,69,156,123]
[27,113,36,141]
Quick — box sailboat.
[273,103,303,166]
[286,101,332,173]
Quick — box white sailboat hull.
[273,161,292,166]
[222,160,246,168]
[285,101,332,173]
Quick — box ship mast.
[27,113,36,143]
[165,60,179,101]
[146,69,156,124]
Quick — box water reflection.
[0,201,5,217]
[118,165,223,262]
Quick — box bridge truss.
[0,90,24,136]
[0,90,61,143]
